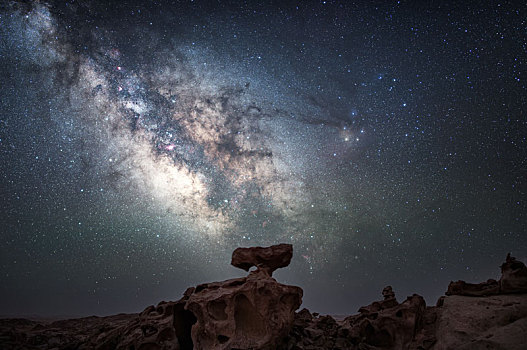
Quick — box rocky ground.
[1,246,526,350]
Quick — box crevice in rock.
[234,293,266,338]
[217,334,229,344]
[173,303,197,350]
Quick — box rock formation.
[446,253,527,296]
[113,243,301,350]
[1,252,526,350]
[231,243,293,276]
[445,279,500,296]
[185,276,301,349]
[284,287,434,350]
[434,293,527,350]
[500,253,527,294]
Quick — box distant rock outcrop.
[446,253,527,296]
[1,251,526,350]
[500,253,527,294]
[284,287,435,349]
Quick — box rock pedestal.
[186,274,302,349]
[181,243,302,350]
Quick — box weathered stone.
[185,273,302,350]
[446,279,500,296]
[357,286,400,314]
[434,294,527,350]
[446,254,527,297]
[231,243,293,276]
[2,252,527,350]
[343,292,427,349]
[500,253,527,294]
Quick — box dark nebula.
[0,0,526,316]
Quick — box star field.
[0,0,526,316]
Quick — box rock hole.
[173,303,197,350]
[217,334,229,344]
[141,325,158,337]
[207,300,228,320]
[396,310,403,318]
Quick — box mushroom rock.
[231,243,293,276]
[179,243,302,350]
[500,253,527,294]
[100,244,302,350]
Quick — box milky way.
[1,1,526,316]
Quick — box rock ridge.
[0,250,526,350]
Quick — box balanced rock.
[177,243,302,350]
[99,244,302,350]
[231,243,293,276]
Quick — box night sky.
[1,0,526,317]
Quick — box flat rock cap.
[231,243,293,276]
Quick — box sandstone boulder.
[231,243,293,276]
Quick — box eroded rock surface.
[231,243,293,276]
[433,294,527,350]
[446,254,527,296]
[343,290,432,349]
[187,274,302,349]
[131,243,302,350]
[500,253,527,294]
[284,287,436,350]
[2,252,526,350]
[445,279,500,296]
